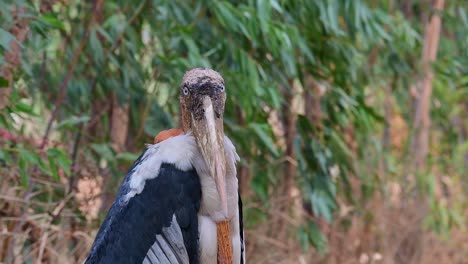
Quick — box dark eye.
[182,87,189,96]
[219,85,225,92]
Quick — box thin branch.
[40,0,105,149]
[68,125,83,194]
[48,192,75,223]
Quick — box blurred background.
[0,0,467,263]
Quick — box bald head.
[181,68,224,89]
[179,68,226,131]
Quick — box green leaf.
[0,28,15,52]
[0,149,10,161]
[329,130,353,159]
[56,115,90,129]
[14,101,35,115]
[47,149,71,176]
[90,29,104,64]
[244,207,267,227]
[298,226,309,251]
[256,0,271,34]
[0,76,8,87]
[311,192,325,219]
[116,152,139,161]
[0,113,9,128]
[19,148,40,165]
[56,153,71,176]
[48,156,59,181]
[91,143,115,161]
[249,123,279,157]
[267,86,281,109]
[307,220,328,253]
[251,169,270,201]
[97,26,113,43]
[213,2,238,30]
[39,13,65,30]
[18,157,28,187]
[0,2,13,23]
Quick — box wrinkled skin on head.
[179,68,226,130]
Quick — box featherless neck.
[180,103,192,133]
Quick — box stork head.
[179,68,229,218]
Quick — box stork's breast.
[194,136,239,222]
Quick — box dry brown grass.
[245,188,467,264]
[0,166,95,263]
[1,162,466,264]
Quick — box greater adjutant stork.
[85,68,244,264]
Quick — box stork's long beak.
[191,96,228,218]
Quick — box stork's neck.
[179,101,192,132]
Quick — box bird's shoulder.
[124,133,198,199]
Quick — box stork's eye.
[219,85,225,92]
[182,87,189,96]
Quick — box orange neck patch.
[154,128,184,144]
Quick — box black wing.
[86,151,201,264]
[239,192,245,264]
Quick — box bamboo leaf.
[0,76,8,87]
[47,149,71,176]
[48,156,59,181]
[56,115,90,129]
[116,152,139,161]
[249,123,279,157]
[39,13,65,30]
[0,28,15,52]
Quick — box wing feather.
[85,146,201,264]
[239,192,245,264]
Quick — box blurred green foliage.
[0,0,467,257]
